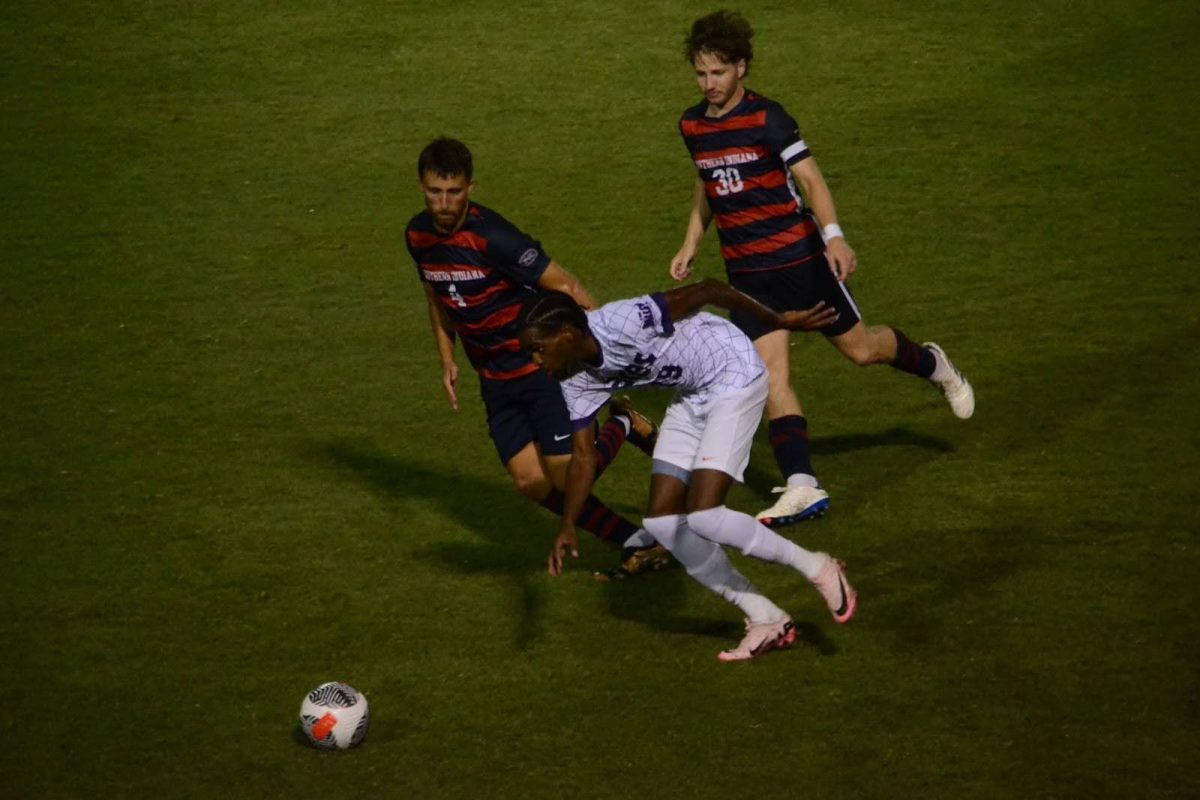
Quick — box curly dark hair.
[683,10,754,70]
[417,137,473,180]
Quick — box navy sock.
[768,415,816,480]
[890,328,936,378]
[540,489,637,544]
[592,418,627,479]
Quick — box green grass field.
[3,2,1198,797]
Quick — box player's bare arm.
[663,278,838,332]
[423,282,460,411]
[537,261,597,311]
[789,157,858,282]
[548,426,597,576]
[669,178,714,281]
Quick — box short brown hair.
[417,137,473,180]
[684,10,754,70]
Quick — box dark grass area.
[2,2,1198,797]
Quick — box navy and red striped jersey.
[679,90,824,274]
[406,203,550,381]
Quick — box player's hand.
[825,237,857,282]
[669,247,695,282]
[778,302,839,332]
[442,362,459,412]
[548,525,579,576]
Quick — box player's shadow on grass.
[809,427,955,457]
[311,438,742,647]
[309,438,701,647]
[600,563,842,655]
[312,438,540,564]
[741,426,954,498]
[310,438,553,649]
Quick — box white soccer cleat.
[717,617,797,662]
[755,485,830,528]
[925,342,974,420]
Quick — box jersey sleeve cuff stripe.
[650,292,674,335]
[781,140,809,163]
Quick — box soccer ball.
[299,682,370,750]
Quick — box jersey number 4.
[712,167,744,196]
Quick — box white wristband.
[822,223,845,242]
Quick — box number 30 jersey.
[679,90,825,274]
[560,294,765,429]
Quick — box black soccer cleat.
[593,543,675,582]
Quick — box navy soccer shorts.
[728,255,862,341]
[479,370,575,465]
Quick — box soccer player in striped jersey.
[406,137,667,577]
[517,281,856,661]
[670,11,975,528]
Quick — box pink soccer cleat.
[811,555,857,624]
[717,617,797,662]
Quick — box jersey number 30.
[712,167,744,196]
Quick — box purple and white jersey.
[562,293,765,429]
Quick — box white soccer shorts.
[652,373,768,483]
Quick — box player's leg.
[684,474,855,624]
[823,294,974,419]
[521,368,632,479]
[539,452,640,546]
[593,414,630,473]
[679,378,825,575]
[522,376,666,567]
[482,375,558,499]
[502,442,555,500]
[729,269,828,526]
[593,395,658,468]
[484,374,643,548]
[606,395,659,457]
[676,377,857,624]
[825,319,902,366]
[643,445,793,660]
[751,328,829,526]
[539,446,671,579]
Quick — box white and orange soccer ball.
[299,682,370,750]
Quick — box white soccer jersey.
[561,293,766,428]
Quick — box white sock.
[686,505,828,580]
[642,514,785,623]
[786,473,819,489]
[622,528,655,549]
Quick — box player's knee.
[842,340,878,366]
[686,505,728,540]
[849,325,899,366]
[642,514,682,550]
[510,472,551,500]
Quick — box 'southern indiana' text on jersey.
[561,294,765,429]
[679,90,825,274]
[406,203,550,381]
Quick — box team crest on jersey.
[518,248,539,267]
